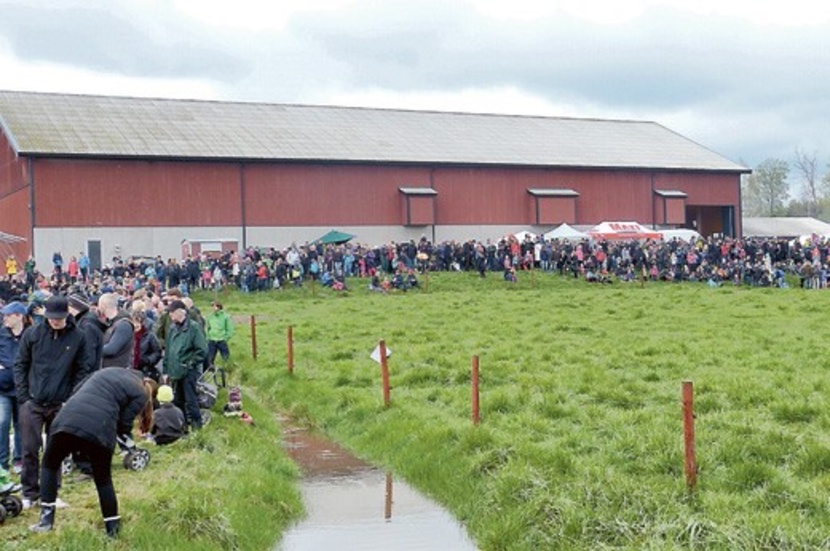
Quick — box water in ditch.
[274,418,478,551]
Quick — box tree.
[793,149,821,217]
[742,158,789,216]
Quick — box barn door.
[87,240,102,272]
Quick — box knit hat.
[157,385,174,403]
[67,292,91,313]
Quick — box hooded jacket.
[206,309,234,342]
[14,316,92,406]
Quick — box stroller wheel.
[61,456,74,476]
[0,504,6,524]
[1,495,23,517]
[123,449,151,471]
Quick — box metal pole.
[380,340,390,408]
[682,380,697,490]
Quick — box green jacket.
[163,317,207,380]
[206,310,234,342]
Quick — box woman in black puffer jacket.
[30,367,152,537]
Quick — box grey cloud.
[289,4,830,114]
[0,3,251,81]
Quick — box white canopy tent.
[543,223,589,241]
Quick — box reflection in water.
[275,418,478,551]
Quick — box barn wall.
[23,156,743,266]
[0,130,32,271]
[243,163,433,226]
[244,163,740,228]
[0,130,28,198]
[652,172,740,205]
[0,187,32,273]
[30,158,741,230]
[33,158,243,227]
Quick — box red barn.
[0,90,747,272]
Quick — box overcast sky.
[0,0,828,174]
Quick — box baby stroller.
[197,370,219,427]
[0,470,23,523]
[60,435,151,474]
[117,434,152,471]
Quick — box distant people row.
[2,233,827,295]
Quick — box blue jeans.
[207,340,230,365]
[0,394,21,471]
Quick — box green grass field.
[7,273,830,550]
[237,273,830,550]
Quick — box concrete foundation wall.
[33,224,549,274]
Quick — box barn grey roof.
[0,90,747,172]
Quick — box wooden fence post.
[384,472,393,520]
[682,380,697,490]
[472,355,480,426]
[379,339,390,408]
[287,325,294,374]
[250,315,257,361]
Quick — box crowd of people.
[4,231,826,300]
[0,279,233,537]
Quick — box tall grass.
[227,273,830,550]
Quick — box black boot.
[104,516,121,537]
[29,504,56,533]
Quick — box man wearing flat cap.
[14,295,93,508]
[163,299,207,430]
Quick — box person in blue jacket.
[0,301,28,473]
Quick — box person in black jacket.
[30,367,152,537]
[131,309,162,381]
[67,292,105,478]
[98,293,134,368]
[14,295,92,507]
[68,292,104,372]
